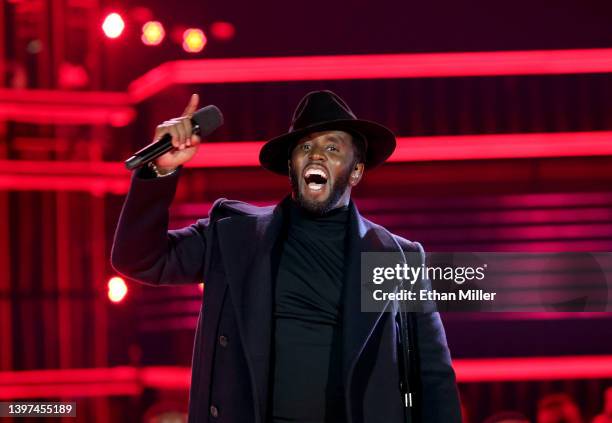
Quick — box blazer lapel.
[341,200,401,388]
[216,201,286,423]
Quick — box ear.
[349,162,365,187]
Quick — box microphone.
[124,105,224,171]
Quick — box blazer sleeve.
[394,236,462,422]
[412,241,462,423]
[111,167,216,286]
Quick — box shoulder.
[394,234,424,254]
[208,198,276,220]
[362,215,424,254]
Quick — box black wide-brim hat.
[259,90,396,175]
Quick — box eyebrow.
[322,134,348,143]
[325,134,343,142]
[299,132,349,144]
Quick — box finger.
[170,127,180,148]
[167,126,181,148]
[155,121,179,146]
[174,120,187,145]
[190,134,201,146]
[182,93,199,117]
[154,124,169,142]
[179,118,193,145]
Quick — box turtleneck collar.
[287,198,349,227]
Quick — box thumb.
[182,93,199,117]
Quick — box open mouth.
[303,167,329,192]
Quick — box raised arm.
[111,94,212,286]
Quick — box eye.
[327,145,339,152]
[301,143,311,151]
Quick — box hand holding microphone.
[124,94,224,173]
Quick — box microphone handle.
[124,121,201,171]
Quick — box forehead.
[297,130,353,144]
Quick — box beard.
[289,163,352,216]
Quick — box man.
[111,90,461,423]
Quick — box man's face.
[288,130,364,215]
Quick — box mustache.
[289,162,352,215]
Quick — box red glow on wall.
[182,28,206,53]
[210,21,235,41]
[102,13,125,39]
[141,21,165,46]
[129,6,153,23]
[107,276,127,303]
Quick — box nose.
[307,144,327,162]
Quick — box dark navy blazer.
[111,169,461,423]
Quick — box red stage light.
[141,21,165,46]
[107,276,128,303]
[58,63,89,89]
[210,21,235,41]
[182,28,207,53]
[102,13,125,39]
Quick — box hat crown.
[290,90,357,132]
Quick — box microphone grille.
[192,105,224,135]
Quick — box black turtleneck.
[272,200,349,423]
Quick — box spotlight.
[142,21,165,46]
[107,276,128,303]
[102,12,125,39]
[182,28,207,53]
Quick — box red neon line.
[0,161,125,175]
[0,366,187,399]
[0,366,138,385]
[186,141,262,168]
[453,355,612,382]
[1,356,611,399]
[388,131,612,162]
[0,89,135,126]
[0,383,141,399]
[0,104,135,127]
[0,175,130,193]
[0,89,131,105]
[129,49,612,101]
[185,131,612,168]
[140,367,191,389]
[0,131,610,192]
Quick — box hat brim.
[259,119,396,175]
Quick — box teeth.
[308,183,323,191]
[305,168,327,179]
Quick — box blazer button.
[210,405,219,418]
[219,335,228,347]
